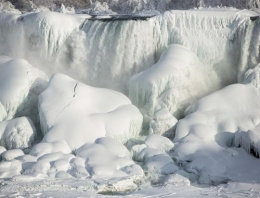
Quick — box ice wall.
[0,10,259,93]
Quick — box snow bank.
[0,56,48,125]
[173,83,260,184]
[129,44,220,130]
[39,73,143,149]
[0,117,36,150]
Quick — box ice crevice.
[55,81,78,121]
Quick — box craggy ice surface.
[0,8,260,198]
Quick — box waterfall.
[0,10,259,93]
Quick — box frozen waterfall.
[0,10,259,93]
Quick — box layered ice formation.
[39,73,143,149]
[129,44,220,129]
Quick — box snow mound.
[0,137,144,193]
[175,84,260,140]
[39,73,143,149]
[129,44,220,129]
[76,138,143,180]
[29,141,71,158]
[0,117,36,150]
[0,56,48,125]
[149,108,178,136]
[130,135,178,181]
[145,134,174,152]
[1,149,24,161]
[173,84,260,184]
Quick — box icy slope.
[0,10,258,92]
[39,73,143,149]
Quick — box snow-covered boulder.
[0,117,37,150]
[145,134,174,152]
[128,44,220,129]
[173,84,260,184]
[130,135,178,178]
[149,108,178,136]
[1,149,24,161]
[29,141,71,158]
[0,160,22,178]
[39,73,143,149]
[0,56,48,124]
[76,138,143,180]
[175,84,260,140]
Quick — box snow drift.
[39,73,143,149]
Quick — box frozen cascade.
[0,10,259,94]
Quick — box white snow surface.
[0,56,48,125]
[39,73,143,149]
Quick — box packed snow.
[0,5,260,198]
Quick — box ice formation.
[129,44,220,130]
[0,117,36,150]
[0,56,48,125]
[0,10,258,93]
[234,124,260,157]
[175,84,260,140]
[172,84,260,184]
[39,73,143,149]
[0,6,260,195]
